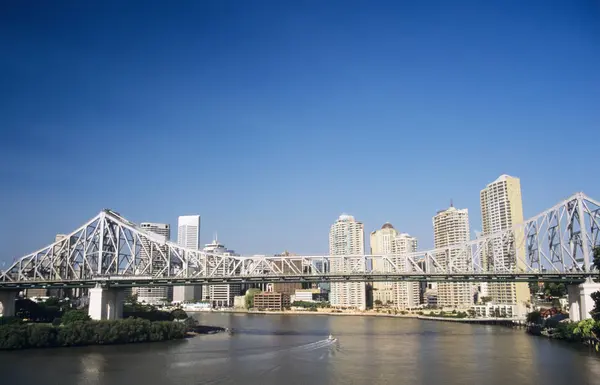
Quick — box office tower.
[329,214,366,310]
[202,239,241,307]
[370,223,399,305]
[173,215,201,303]
[177,215,201,249]
[433,204,472,308]
[480,175,528,310]
[134,223,172,305]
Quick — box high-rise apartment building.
[370,223,399,305]
[173,215,202,303]
[480,175,529,311]
[329,214,366,310]
[392,233,420,309]
[370,225,419,309]
[136,223,172,305]
[433,205,472,308]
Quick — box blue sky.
[1,1,599,263]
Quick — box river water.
[2,313,600,385]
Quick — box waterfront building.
[293,288,328,303]
[253,292,291,311]
[392,233,420,309]
[472,303,516,318]
[202,238,241,307]
[133,222,172,305]
[173,215,202,303]
[433,204,473,309]
[480,175,529,314]
[329,214,366,310]
[370,223,398,305]
[370,224,419,309]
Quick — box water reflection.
[1,314,600,385]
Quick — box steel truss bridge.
[1,192,599,290]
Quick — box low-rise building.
[472,303,516,318]
[293,288,328,303]
[253,292,290,311]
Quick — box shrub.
[61,310,91,324]
[52,318,62,326]
[171,309,188,320]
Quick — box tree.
[593,246,600,277]
[374,300,383,307]
[61,310,90,324]
[573,318,599,351]
[481,296,492,303]
[543,282,567,298]
[171,309,188,320]
[245,288,261,309]
[526,310,543,325]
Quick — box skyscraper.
[136,223,172,305]
[173,215,201,303]
[480,175,528,311]
[433,205,472,308]
[177,215,200,249]
[391,233,420,309]
[329,214,366,310]
[370,225,420,309]
[370,223,398,305]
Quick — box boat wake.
[171,338,337,369]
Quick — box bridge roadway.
[0,272,595,290]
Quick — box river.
[2,313,600,384]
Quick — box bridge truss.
[1,192,599,289]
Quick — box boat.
[328,334,335,341]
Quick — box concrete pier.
[88,286,125,320]
[0,290,18,317]
[568,281,600,322]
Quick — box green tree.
[481,296,492,303]
[245,288,261,309]
[61,310,91,324]
[573,318,600,351]
[374,299,383,307]
[526,310,543,325]
[593,246,600,277]
[543,282,567,298]
[171,309,188,320]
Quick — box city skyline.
[2,2,599,261]
[1,175,594,262]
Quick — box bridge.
[0,192,599,321]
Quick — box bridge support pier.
[0,290,18,317]
[568,281,600,322]
[88,286,125,321]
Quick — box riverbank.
[193,309,525,324]
[0,318,189,350]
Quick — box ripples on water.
[2,313,600,385]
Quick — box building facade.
[202,239,241,307]
[370,223,398,305]
[329,214,366,310]
[173,215,202,303]
[370,225,419,309]
[253,292,291,311]
[135,223,172,305]
[480,175,529,313]
[433,205,473,309]
[391,233,420,309]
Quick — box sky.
[1,1,599,264]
